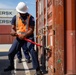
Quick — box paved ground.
[0,44,48,75]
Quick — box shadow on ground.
[0,59,13,75]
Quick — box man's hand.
[18,34,25,40]
[10,30,17,36]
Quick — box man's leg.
[27,41,43,75]
[4,38,24,71]
[22,44,31,63]
[17,49,22,63]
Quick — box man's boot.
[4,65,14,71]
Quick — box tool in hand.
[23,37,50,50]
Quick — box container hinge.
[54,68,55,73]
[53,30,55,35]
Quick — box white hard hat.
[16,2,28,14]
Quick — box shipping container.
[36,0,76,75]
[64,0,76,74]
[0,25,15,44]
[0,9,16,44]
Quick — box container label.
[0,18,12,25]
[0,9,17,17]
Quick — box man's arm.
[24,16,35,37]
[10,15,17,36]
[25,25,34,37]
[10,25,17,36]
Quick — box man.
[17,45,31,63]
[4,2,42,75]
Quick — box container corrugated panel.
[65,0,76,74]
[52,0,64,75]
[46,0,55,75]
[48,26,55,75]
[0,34,15,44]
[0,25,15,44]
[0,25,11,34]
[46,0,64,75]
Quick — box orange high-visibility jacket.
[16,14,31,34]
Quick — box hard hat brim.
[16,6,28,14]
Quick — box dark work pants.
[8,37,39,69]
[17,44,30,60]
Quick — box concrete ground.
[0,44,48,75]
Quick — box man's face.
[20,13,25,17]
